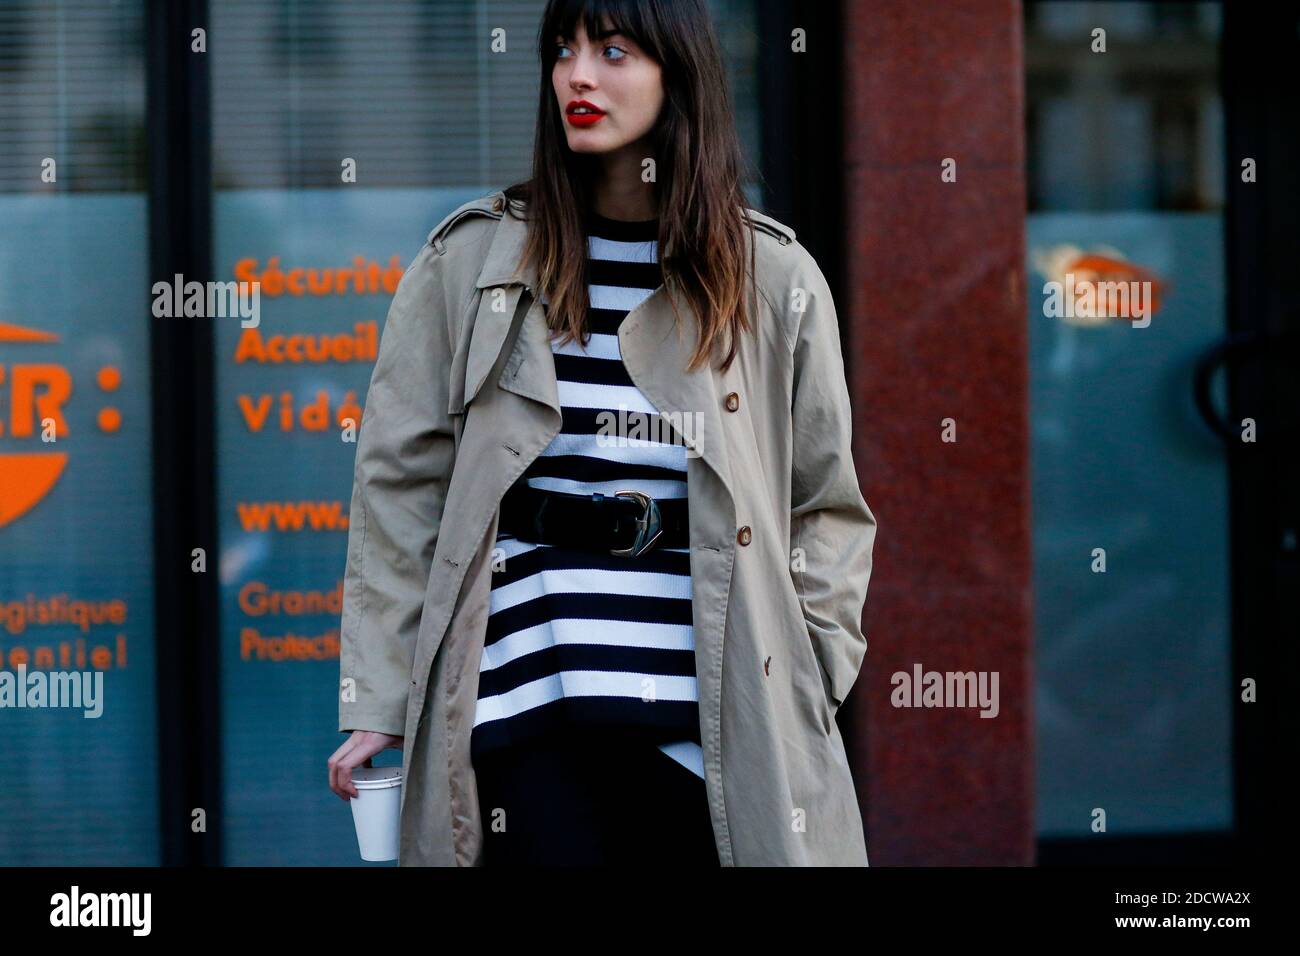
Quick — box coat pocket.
[777,566,836,738]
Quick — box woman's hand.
[328,730,403,801]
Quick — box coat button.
[737,525,752,546]
[724,391,740,412]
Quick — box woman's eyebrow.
[554,28,629,44]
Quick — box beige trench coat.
[338,188,878,866]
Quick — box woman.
[327,0,877,867]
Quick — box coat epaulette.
[742,208,796,246]
[427,193,507,254]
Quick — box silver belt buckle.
[610,490,663,557]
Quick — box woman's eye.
[553,41,625,61]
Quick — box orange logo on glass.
[0,320,123,528]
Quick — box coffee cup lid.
[351,766,403,790]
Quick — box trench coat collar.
[467,190,735,506]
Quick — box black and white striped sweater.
[470,212,704,780]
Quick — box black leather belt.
[498,480,689,557]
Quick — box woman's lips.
[566,100,606,128]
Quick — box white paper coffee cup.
[349,766,403,862]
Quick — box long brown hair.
[504,0,758,373]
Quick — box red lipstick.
[565,99,606,128]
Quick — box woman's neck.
[591,146,658,221]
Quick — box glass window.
[1024,1,1230,837]
[0,0,158,865]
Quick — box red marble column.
[842,0,1034,865]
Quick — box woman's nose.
[569,54,597,91]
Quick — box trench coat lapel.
[467,199,735,504]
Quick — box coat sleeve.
[787,248,878,714]
[338,242,458,736]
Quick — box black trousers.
[474,730,720,867]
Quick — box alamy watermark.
[595,405,703,458]
[50,885,150,935]
[891,663,999,718]
[0,664,104,718]
[1042,271,1155,328]
[152,274,260,327]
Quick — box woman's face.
[552,18,663,156]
